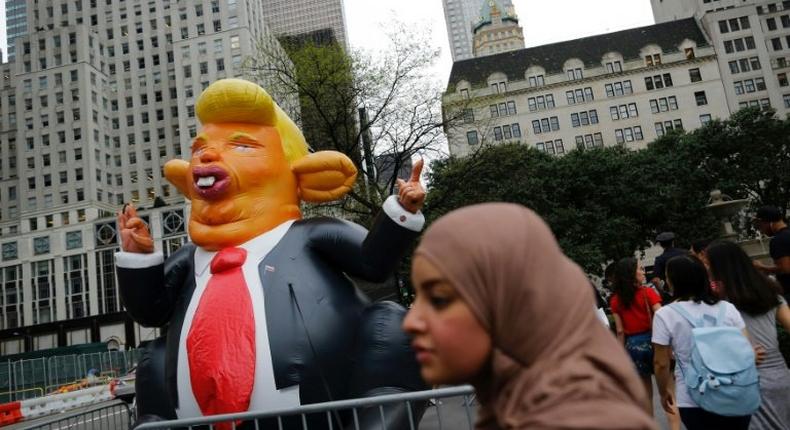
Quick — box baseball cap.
[656,232,675,242]
[755,206,783,223]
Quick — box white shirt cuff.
[382,195,425,232]
[115,251,164,269]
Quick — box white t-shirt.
[651,300,746,408]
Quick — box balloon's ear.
[292,151,357,203]
[164,159,192,199]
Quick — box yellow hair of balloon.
[195,78,309,164]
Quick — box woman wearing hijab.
[403,203,656,430]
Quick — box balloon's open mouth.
[192,166,231,200]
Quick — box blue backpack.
[671,303,761,416]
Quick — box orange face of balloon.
[168,122,302,250]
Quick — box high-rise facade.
[0,0,296,355]
[443,19,731,157]
[651,0,790,115]
[5,0,29,61]
[443,0,516,61]
[260,0,348,48]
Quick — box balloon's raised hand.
[396,159,426,214]
[117,204,154,253]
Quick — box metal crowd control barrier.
[136,385,477,430]
[1,349,142,403]
[21,400,133,430]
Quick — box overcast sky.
[345,0,656,85]
[0,0,655,78]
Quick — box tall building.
[472,0,524,57]
[0,0,296,355]
[260,0,349,48]
[5,0,29,61]
[443,0,515,61]
[652,0,790,115]
[443,19,731,157]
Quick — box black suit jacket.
[117,212,424,414]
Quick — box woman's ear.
[164,159,192,199]
[292,151,358,203]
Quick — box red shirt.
[609,287,661,335]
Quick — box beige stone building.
[444,19,729,157]
[472,0,525,57]
[652,0,790,114]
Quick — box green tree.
[424,108,790,275]
[247,24,453,226]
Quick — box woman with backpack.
[706,240,790,430]
[610,257,663,415]
[652,255,756,430]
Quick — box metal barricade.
[21,400,133,430]
[136,385,477,430]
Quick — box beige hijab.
[415,203,656,430]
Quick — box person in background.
[610,257,663,416]
[652,255,752,430]
[690,239,711,262]
[651,232,686,287]
[403,203,657,430]
[753,206,790,302]
[690,238,721,296]
[706,240,790,430]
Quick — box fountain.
[705,189,771,260]
[705,190,749,241]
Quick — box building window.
[2,243,18,261]
[605,80,633,98]
[511,123,521,138]
[566,87,594,104]
[566,68,583,81]
[609,103,638,120]
[462,108,474,123]
[605,61,622,73]
[33,236,50,255]
[695,91,708,106]
[684,47,695,59]
[689,68,702,82]
[644,73,673,91]
[536,139,564,155]
[575,133,604,149]
[645,53,662,67]
[532,116,560,134]
[700,114,712,125]
[615,126,644,144]
[528,75,544,87]
[66,231,83,250]
[527,94,555,112]
[466,131,479,145]
[779,73,788,87]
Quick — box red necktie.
[187,247,256,427]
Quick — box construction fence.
[0,349,142,403]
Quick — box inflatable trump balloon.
[115,79,427,429]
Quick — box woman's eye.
[429,295,452,309]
